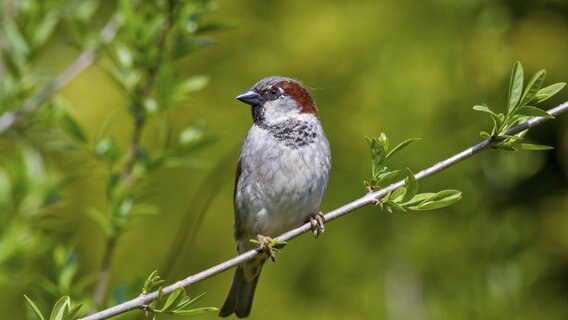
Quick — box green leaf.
[60,306,70,320]
[95,137,122,165]
[143,270,164,294]
[143,97,159,115]
[499,134,523,141]
[533,83,566,103]
[159,288,185,312]
[383,199,406,212]
[60,111,87,143]
[115,44,133,68]
[50,296,70,320]
[375,170,403,187]
[179,123,204,145]
[494,143,517,151]
[472,104,496,116]
[473,103,506,135]
[480,131,491,139]
[390,187,406,203]
[32,14,58,48]
[24,295,45,320]
[86,208,112,236]
[411,190,462,211]
[486,112,505,135]
[68,0,99,22]
[400,192,435,206]
[175,135,218,155]
[181,75,209,93]
[422,190,461,203]
[177,292,206,310]
[402,169,418,203]
[156,287,165,305]
[366,137,387,178]
[249,239,287,252]
[516,129,528,140]
[507,61,524,114]
[386,138,420,159]
[520,70,546,105]
[511,143,554,151]
[196,22,234,34]
[173,38,215,59]
[270,240,288,250]
[3,21,30,62]
[58,251,79,293]
[515,106,554,119]
[162,74,209,107]
[66,303,83,320]
[172,307,219,315]
[378,133,389,151]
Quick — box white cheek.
[263,97,299,123]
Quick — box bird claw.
[256,234,276,262]
[309,212,326,238]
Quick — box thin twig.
[79,101,568,320]
[91,106,144,308]
[0,16,118,134]
[92,238,116,307]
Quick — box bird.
[219,76,331,318]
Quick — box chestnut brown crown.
[236,76,319,119]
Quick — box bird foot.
[256,234,276,262]
[309,212,326,238]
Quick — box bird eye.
[266,87,281,100]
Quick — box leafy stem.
[92,0,176,309]
[141,271,217,319]
[474,61,565,151]
[365,134,462,212]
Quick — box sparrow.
[219,76,331,318]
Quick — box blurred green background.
[2,0,568,319]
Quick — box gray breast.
[235,120,331,238]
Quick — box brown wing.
[233,158,244,240]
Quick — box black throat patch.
[259,120,318,149]
[252,105,265,125]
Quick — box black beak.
[236,90,262,106]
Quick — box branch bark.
[80,102,568,320]
[0,16,118,134]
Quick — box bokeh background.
[2,0,568,319]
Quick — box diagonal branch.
[0,16,118,134]
[79,101,568,320]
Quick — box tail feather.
[219,265,261,318]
